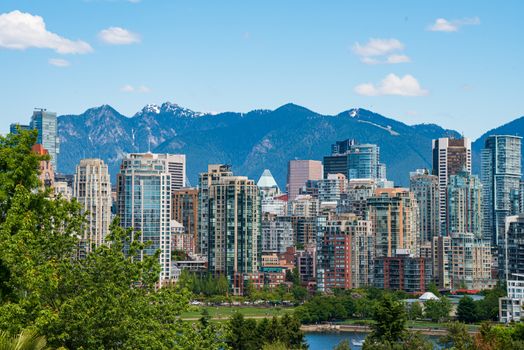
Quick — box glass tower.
[481,135,522,246]
[30,109,60,171]
[117,153,173,284]
[323,140,382,181]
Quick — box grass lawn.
[180,306,295,320]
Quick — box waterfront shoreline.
[301,324,478,336]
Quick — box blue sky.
[0,0,522,138]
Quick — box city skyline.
[0,1,523,138]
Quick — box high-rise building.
[296,244,317,284]
[338,179,377,218]
[257,169,280,198]
[318,173,346,203]
[288,194,319,217]
[160,154,186,192]
[432,137,472,235]
[117,153,173,284]
[323,140,382,181]
[447,170,483,238]
[261,194,288,216]
[32,144,55,189]
[204,173,261,294]
[287,160,323,200]
[368,188,419,258]
[31,109,60,171]
[449,232,494,290]
[374,250,429,292]
[432,236,452,289]
[74,159,112,256]
[9,123,30,134]
[499,274,524,323]
[291,215,318,247]
[501,214,524,280]
[410,169,439,243]
[316,214,374,291]
[481,135,522,246]
[172,188,199,255]
[261,214,293,254]
[198,164,233,255]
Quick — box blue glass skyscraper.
[30,109,60,171]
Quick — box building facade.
[204,173,261,294]
[287,160,323,200]
[117,153,173,284]
[261,214,294,254]
[172,188,199,255]
[198,164,234,255]
[501,214,524,279]
[73,159,112,256]
[316,215,374,291]
[410,169,439,243]
[31,109,60,171]
[432,137,472,235]
[368,188,419,258]
[447,170,483,238]
[323,140,383,181]
[481,135,522,246]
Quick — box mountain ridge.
[57,102,520,188]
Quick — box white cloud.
[354,74,428,97]
[121,84,150,93]
[352,38,410,65]
[121,84,135,92]
[48,58,70,67]
[427,17,480,32]
[99,27,140,45]
[353,38,403,57]
[0,10,92,54]
[386,54,411,64]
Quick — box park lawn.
[180,305,295,320]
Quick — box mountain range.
[57,102,523,188]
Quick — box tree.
[365,295,407,345]
[457,296,478,324]
[228,313,306,350]
[424,297,452,322]
[477,283,506,321]
[427,282,441,297]
[0,130,226,349]
[292,285,308,302]
[333,339,350,350]
[0,329,46,350]
[439,322,474,350]
[408,302,423,321]
[217,274,229,296]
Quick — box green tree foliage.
[424,297,452,322]
[333,339,350,350]
[227,313,306,350]
[364,295,407,346]
[456,296,479,324]
[427,282,441,297]
[294,295,355,324]
[0,329,47,350]
[476,283,506,321]
[407,302,423,321]
[439,322,474,350]
[471,322,524,350]
[0,131,226,349]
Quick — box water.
[305,332,442,350]
[305,332,367,350]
